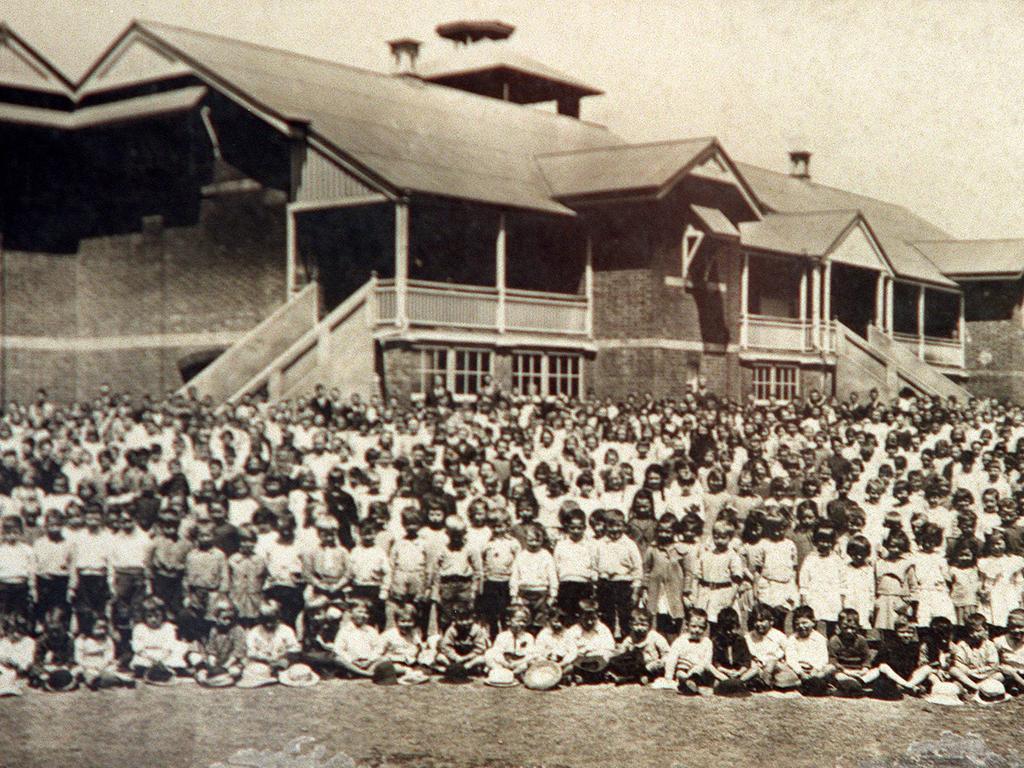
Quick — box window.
[512,351,583,398]
[548,354,581,397]
[417,347,492,397]
[418,348,447,394]
[751,364,799,402]
[454,349,491,396]
[512,353,544,396]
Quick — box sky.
[5,0,1024,239]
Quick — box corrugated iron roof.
[739,210,859,257]
[536,137,715,199]
[134,21,622,215]
[737,163,957,288]
[911,239,1024,279]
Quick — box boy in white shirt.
[662,608,713,695]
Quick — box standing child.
[694,520,745,634]
[227,526,267,627]
[553,509,596,626]
[642,514,687,638]
[948,537,980,632]
[181,526,229,642]
[432,517,483,631]
[977,530,1024,630]
[0,515,35,629]
[841,535,876,633]
[799,526,844,637]
[874,529,914,642]
[907,522,955,638]
[349,519,391,630]
[386,507,430,633]
[509,521,557,633]
[32,511,72,631]
[749,510,799,632]
[594,510,643,639]
[479,510,520,637]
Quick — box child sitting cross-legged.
[709,607,756,696]
[661,608,713,695]
[608,609,668,685]
[996,608,1024,695]
[189,598,247,687]
[378,601,432,683]
[130,597,189,684]
[331,599,385,679]
[744,602,788,691]
[434,601,489,681]
[534,608,578,679]
[828,608,879,697]
[780,605,833,696]
[0,615,35,695]
[870,616,931,700]
[950,611,1004,695]
[484,606,536,679]
[75,616,135,690]
[241,599,302,686]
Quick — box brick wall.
[1,191,286,401]
[964,319,1024,401]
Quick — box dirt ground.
[1,681,1022,768]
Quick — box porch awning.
[0,85,206,129]
[740,210,893,275]
[691,205,739,238]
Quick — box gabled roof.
[535,138,762,217]
[911,239,1024,280]
[0,23,74,95]
[418,44,603,98]
[736,163,957,288]
[86,20,624,216]
[740,210,861,257]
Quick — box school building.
[0,19,1019,404]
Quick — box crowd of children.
[0,380,1023,703]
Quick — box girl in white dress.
[907,523,955,627]
[978,530,1024,628]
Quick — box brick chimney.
[387,38,422,74]
[789,150,811,180]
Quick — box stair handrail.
[836,320,970,401]
[178,281,320,397]
[227,278,375,404]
